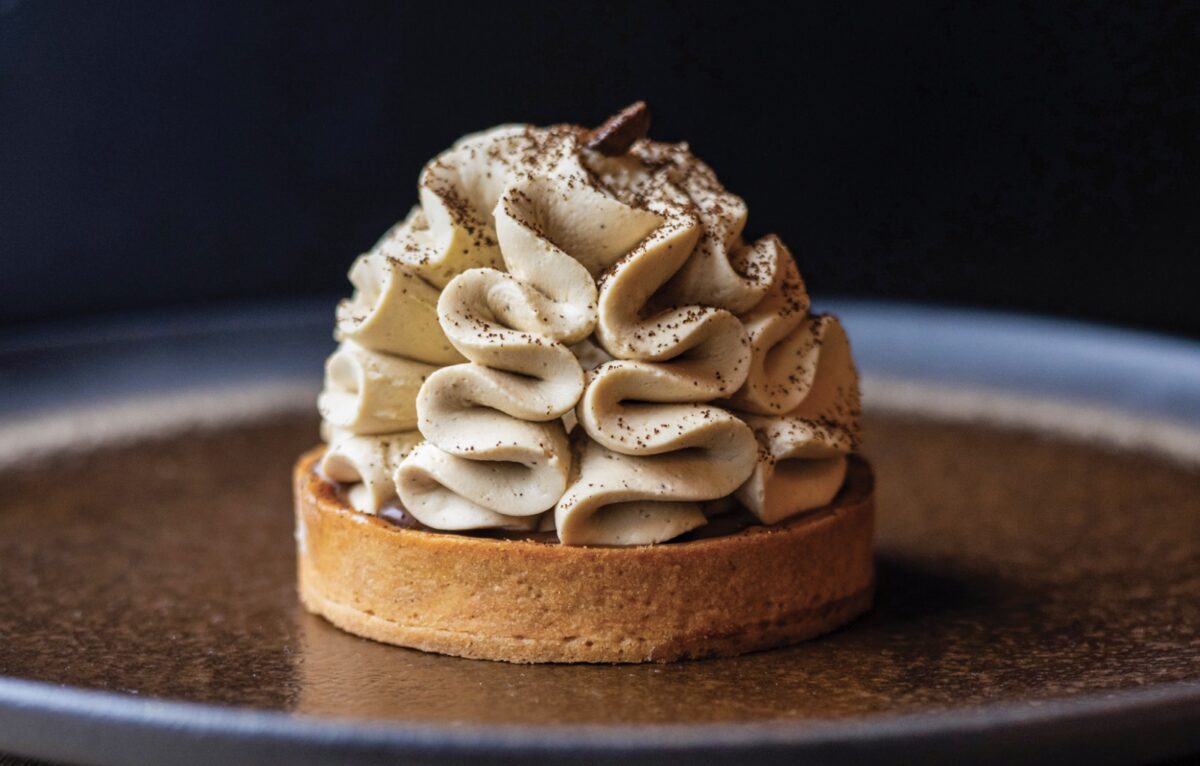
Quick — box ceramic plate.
[0,300,1197,765]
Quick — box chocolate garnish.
[586,101,651,156]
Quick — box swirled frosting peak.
[316,105,862,545]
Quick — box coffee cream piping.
[317,122,863,541]
[395,128,662,530]
[558,206,757,545]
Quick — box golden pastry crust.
[295,447,875,663]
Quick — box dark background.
[2,1,1198,336]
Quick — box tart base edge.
[294,447,875,664]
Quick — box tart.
[296,449,874,663]
[298,103,875,663]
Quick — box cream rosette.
[724,255,863,523]
[316,331,435,514]
[317,129,545,513]
[585,140,785,315]
[396,129,663,531]
[334,128,549,364]
[561,136,862,542]
[334,248,463,367]
[558,207,759,546]
[321,428,423,516]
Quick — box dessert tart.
[296,103,875,663]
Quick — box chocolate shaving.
[586,101,651,156]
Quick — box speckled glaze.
[0,412,1196,726]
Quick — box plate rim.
[1,675,1198,765]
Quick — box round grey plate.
[0,299,1197,766]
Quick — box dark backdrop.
[2,1,1198,336]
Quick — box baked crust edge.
[295,447,875,663]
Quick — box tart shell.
[295,447,875,663]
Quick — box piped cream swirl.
[732,311,863,524]
[318,117,863,544]
[560,207,758,545]
[395,128,663,530]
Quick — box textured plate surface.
[0,301,1197,765]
